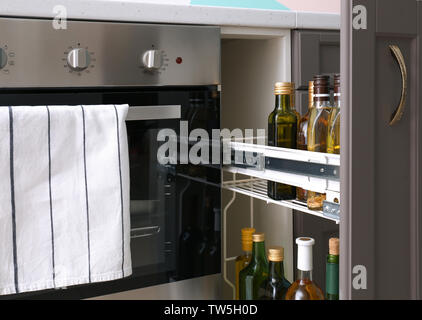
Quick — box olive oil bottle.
[307,75,332,210]
[267,82,298,200]
[296,81,314,202]
[258,247,291,300]
[327,74,341,155]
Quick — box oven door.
[126,105,179,279]
[0,86,221,299]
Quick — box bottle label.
[326,263,339,295]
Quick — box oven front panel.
[0,86,221,299]
[0,18,220,88]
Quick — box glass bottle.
[235,227,256,300]
[285,237,324,300]
[296,81,314,202]
[258,247,291,300]
[289,82,301,127]
[268,82,298,200]
[327,74,341,155]
[326,237,340,300]
[307,75,332,210]
[239,233,269,300]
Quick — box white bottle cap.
[296,237,315,271]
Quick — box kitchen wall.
[107,0,340,14]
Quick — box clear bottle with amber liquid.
[327,74,341,155]
[267,82,298,200]
[285,237,324,300]
[307,75,332,210]
[235,228,255,300]
[296,81,314,202]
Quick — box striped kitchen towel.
[0,104,132,295]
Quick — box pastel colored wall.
[109,0,340,14]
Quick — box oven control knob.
[141,50,163,71]
[67,48,91,71]
[0,48,7,70]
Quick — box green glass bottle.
[326,238,340,300]
[239,233,269,300]
[258,247,291,300]
[268,82,298,200]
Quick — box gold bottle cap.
[329,237,340,255]
[252,233,265,242]
[274,82,294,95]
[268,247,284,262]
[308,81,314,105]
[241,228,256,252]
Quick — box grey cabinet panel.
[376,0,417,34]
[292,30,340,90]
[341,0,420,299]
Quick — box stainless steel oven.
[0,18,221,299]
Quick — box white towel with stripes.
[0,104,132,295]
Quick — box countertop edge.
[0,1,340,30]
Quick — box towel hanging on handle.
[0,104,132,295]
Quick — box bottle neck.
[334,94,341,108]
[297,269,313,282]
[275,94,291,112]
[252,241,267,264]
[268,260,285,281]
[327,254,339,264]
[314,98,331,109]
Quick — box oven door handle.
[130,226,161,239]
[126,105,181,121]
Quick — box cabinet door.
[292,30,340,115]
[341,0,421,299]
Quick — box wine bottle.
[239,233,269,300]
[285,237,324,300]
[235,228,255,300]
[267,82,298,200]
[307,75,332,210]
[258,247,291,300]
[327,74,341,155]
[326,237,340,300]
[296,81,314,202]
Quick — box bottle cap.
[241,228,255,251]
[268,247,284,262]
[274,82,294,95]
[252,233,265,242]
[296,237,315,271]
[308,81,314,105]
[329,237,340,255]
[313,75,330,102]
[334,74,341,100]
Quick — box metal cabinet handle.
[388,45,408,126]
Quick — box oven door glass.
[0,86,221,299]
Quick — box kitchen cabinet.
[220,0,422,300]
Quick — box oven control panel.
[0,45,15,75]
[0,18,220,87]
[63,45,96,75]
